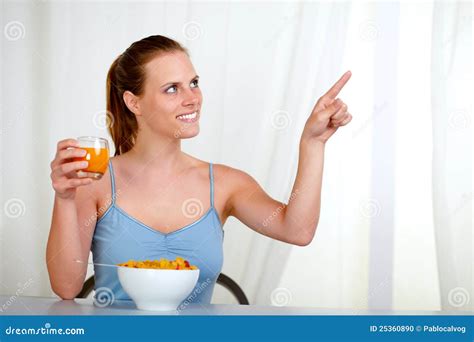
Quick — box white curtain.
[1,1,471,311]
[431,1,472,311]
[277,1,472,311]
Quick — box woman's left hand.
[301,71,352,144]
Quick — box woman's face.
[137,51,202,139]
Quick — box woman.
[46,35,352,304]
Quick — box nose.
[182,88,199,107]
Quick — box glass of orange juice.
[74,136,110,180]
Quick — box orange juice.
[74,147,109,175]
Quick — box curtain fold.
[431,1,473,312]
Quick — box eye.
[165,79,199,94]
[165,85,177,94]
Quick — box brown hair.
[106,35,188,156]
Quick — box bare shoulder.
[87,156,119,214]
[211,163,264,221]
[212,163,258,189]
[211,163,261,206]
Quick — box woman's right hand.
[50,139,93,200]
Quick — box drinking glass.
[73,136,110,180]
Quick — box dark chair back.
[77,273,249,305]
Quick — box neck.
[124,131,185,174]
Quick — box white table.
[0,295,471,316]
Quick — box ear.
[123,90,141,116]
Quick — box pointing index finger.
[323,71,352,100]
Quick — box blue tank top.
[91,159,224,306]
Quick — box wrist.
[299,136,326,151]
[54,193,76,203]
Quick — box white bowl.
[117,266,200,311]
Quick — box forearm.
[283,138,325,245]
[46,196,87,298]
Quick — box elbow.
[58,293,77,300]
[293,236,313,247]
[48,276,82,300]
[46,260,84,300]
[286,233,314,246]
[283,214,318,246]
[291,225,317,246]
[52,286,80,300]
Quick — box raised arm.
[226,71,352,246]
[46,139,99,299]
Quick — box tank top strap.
[209,162,215,208]
[108,159,116,204]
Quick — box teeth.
[177,112,197,120]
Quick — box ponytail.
[106,55,138,156]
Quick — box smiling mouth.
[176,111,199,123]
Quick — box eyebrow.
[160,75,199,88]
